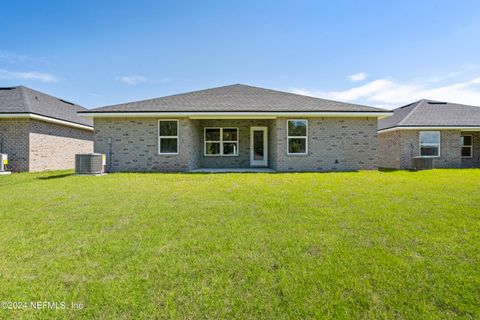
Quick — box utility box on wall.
[0,154,11,174]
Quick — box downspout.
[107,137,112,172]
[410,143,414,169]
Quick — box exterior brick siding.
[0,118,93,172]
[94,118,198,172]
[0,119,30,172]
[378,129,480,169]
[93,116,379,172]
[28,120,93,172]
[276,117,378,171]
[378,130,401,169]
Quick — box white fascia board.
[78,111,393,119]
[378,126,480,133]
[0,113,93,131]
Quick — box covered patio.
[189,118,276,170]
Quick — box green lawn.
[0,170,479,319]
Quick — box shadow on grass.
[38,173,74,180]
[104,170,362,175]
[378,167,419,173]
[378,168,398,172]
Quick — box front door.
[250,127,268,167]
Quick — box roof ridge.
[17,86,32,113]
[398,100,425,126]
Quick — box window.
[158,120,178,154]
[204,128,238,156]
[419,131,440,157]
[461,135,473,158]
[287,120,308,154]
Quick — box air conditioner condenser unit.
[75,153,106,175]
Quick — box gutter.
[78,111,393,119]
[378,125,480,133]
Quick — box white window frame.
[287,119,308,155]
[419,131,440,158]
[461,134,473,158]
[158,119,179,155]
[204,127,239,157]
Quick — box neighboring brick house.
[79,84,391,172]
[0,86,94,172]
[378,99,480,169]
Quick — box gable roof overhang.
[0,112,94,131]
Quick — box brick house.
[378,99,480,169]
[0,86,94,172]
[80,84,391,172]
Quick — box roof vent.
[427,101,447,105]
[399,102,415,109]
[59,99,75,106]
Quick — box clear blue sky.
[1,0,480,109]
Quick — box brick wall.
[275,117,378,171]
[378,131,401,169]
[93,118,198,172]
[0,119,30,172]
[0,118,93,172]
[378,129,480,169]
[397,130,461,169]
[28,119,93,172]
[93,116,379,172]
[268,120,278,170]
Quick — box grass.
[0,170,479,319]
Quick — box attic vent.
[59,99,75,106]
[427,101,447,105]
[399,103,415,109]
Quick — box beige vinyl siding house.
[378,100,480,169]
[0,86,94,172]
[80,84,391,172]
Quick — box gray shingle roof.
[0,86,93,127]
[83,84,388,113]
[378,99,480,130]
